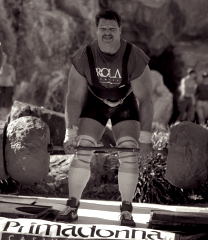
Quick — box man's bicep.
[68,65,88,97]
[131,65,152,102]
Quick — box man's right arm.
[179,77,186,97]
[65,65,88,129]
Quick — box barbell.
[48,144,168,155]
[0,116,167,185]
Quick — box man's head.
[202,71,208,78]
[202,71,208,82]
[186,68,197,82]
[187,68,195,75]
[95,9,122,53]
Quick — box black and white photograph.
[0,0,208,239]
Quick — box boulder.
[5,116,50,184]
[9,100,65,146]
[165,121,208,189]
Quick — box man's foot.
[56,197,79,222]
[120,201,136,227]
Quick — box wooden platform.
[1,194,208,227]
[0,194,208,239]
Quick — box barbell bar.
[48,144,168,155]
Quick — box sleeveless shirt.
[72,39,149,101]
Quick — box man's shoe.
[56,197,79,222]
[120,201,136,227]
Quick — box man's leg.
[56,118,104,222]
[113,120,140,227]
[196,101,205,124]
[177,98,188,121]
[187,98,195,122]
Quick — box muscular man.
[57,9,153,227]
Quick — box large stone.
[165,122,208,189]
[9,100,65,146]
[5,116,50,184]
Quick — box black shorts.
[80,91,140,126]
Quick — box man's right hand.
[63,126,78,154]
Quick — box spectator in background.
[0,46,16,120]
[0,42,3,70]
[177,68,198,122]
[195,71,208,125]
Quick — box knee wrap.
[116,136,138,173]
[71,135,97,169]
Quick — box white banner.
[0,217,176,240]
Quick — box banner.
[0,217,176,240]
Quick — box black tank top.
[86,43,132,101]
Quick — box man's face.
[97,19,121,47]
[190,72,197,81]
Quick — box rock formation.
[0,0,208,115]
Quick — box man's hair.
[202,71,208,78]
[95,9,121,27]
[187,68,195,75]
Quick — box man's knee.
[116,136,138,173]
[71,135,97,169]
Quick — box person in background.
[0,43,16,120]
[57,9,153,227]
[0,42,3,71]
[195,71,208,125]
[177,68,198,122]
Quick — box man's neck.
[98,40,121,55]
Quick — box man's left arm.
[130,65,153,157]
[131,65,153,133]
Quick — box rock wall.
[0,0,208,115]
